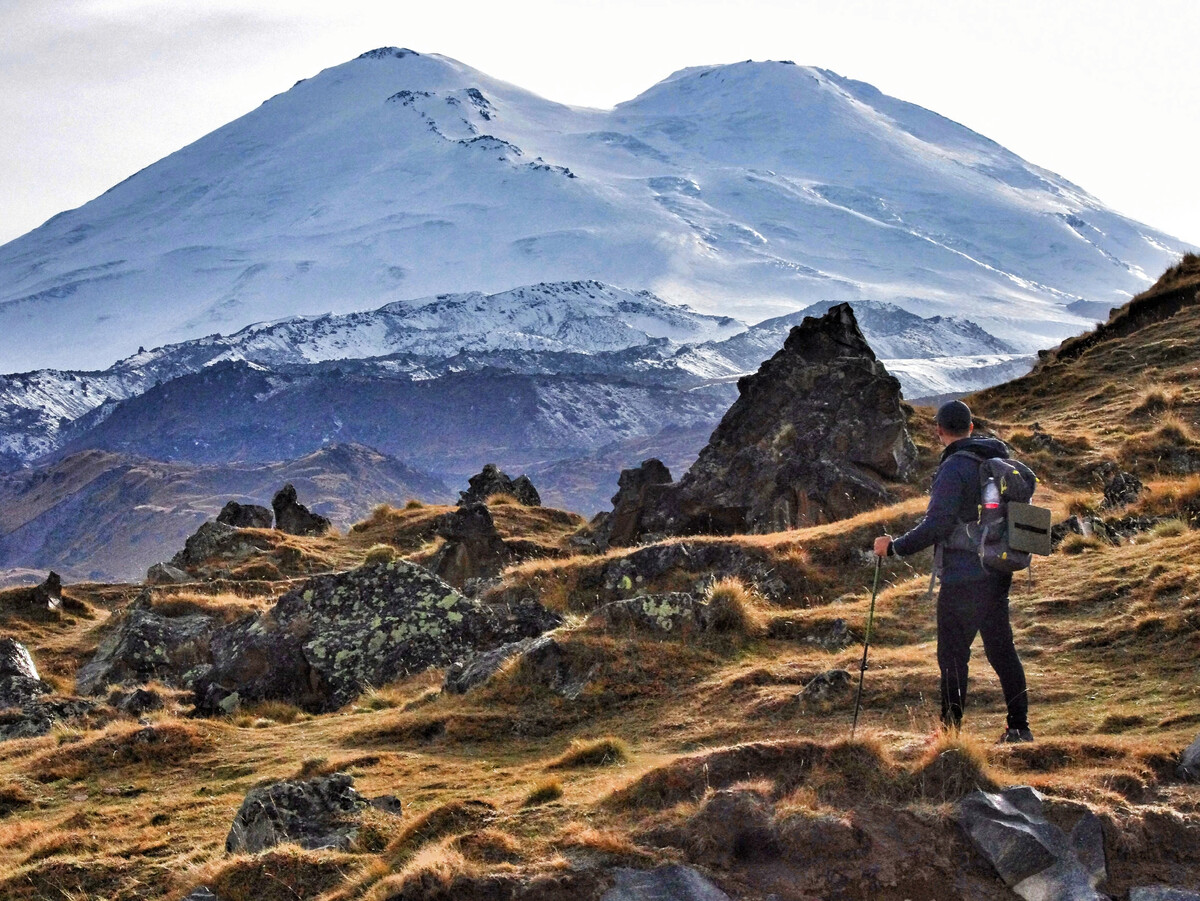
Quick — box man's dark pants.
[936,573,1029,730]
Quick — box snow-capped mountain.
[0,48,1193,373]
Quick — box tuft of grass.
[704,577,767,636]
[363,543,397,565]
[913,730,998,800]
[1060,533,1108,555]
[485,492,521,506]
[522,778,564,807]
[547,736,630,769]
[404,499,425,510]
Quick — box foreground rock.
[959,786,1106,901]
[604,304,917,543]
[272,483,332,536]
[459,463,541,507]
[226,773,367,853]
[195,560,560,713]
[1178,733,1200,781]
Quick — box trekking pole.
[851,555,882,739]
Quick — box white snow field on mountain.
[0,47,1193,374]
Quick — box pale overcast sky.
[2,0,1198,247]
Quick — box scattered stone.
[145,562,192,584]
[798,670,852,706]
[444,636,542,695]
[588,593,707,636]
[216,501,274,529]
[1178,733,1200,781]
[1102,469,1144,508]
[601,865,733,901]
[959,785,1106,901]
[194,561,560,714]
[601,458,674,547]
[369,794,404,816]
[272,483,332,536]
[607,304,917,541]
[458,463,541,507]
[75,599,216,695]
[225,773,365,854]
[32,571,62,610]
[429,503,511,586]
[111,687,166,717]
[513,635,595,701]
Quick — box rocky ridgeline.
[596,303,918,545]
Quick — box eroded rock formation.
[272,483,332,536]
[459,464,541,507]
[604,304,917,544]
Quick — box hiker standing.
[872,400,1033,743]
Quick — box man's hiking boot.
[998,727,1034,744]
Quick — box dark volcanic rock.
[195,561,560,714]
[76,593,216,695]
[226,773,365,853]
[429,503,511,586]
[615,304,917,541]
[33,571,63,609]
[217,500,274,529]
[459,463,541,507]
[601,458,674,547]
[272,483,332,536]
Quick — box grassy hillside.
[0,258,1197,900]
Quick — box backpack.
[943,451,1052,574]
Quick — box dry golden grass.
[704,576,767,637]
[522,778,564,807]
[546,736,630,769]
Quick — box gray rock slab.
[602,865,732,901]
[1130,888,1200,901]
[959,786,1106,901]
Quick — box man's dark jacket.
[891,435,1011,584]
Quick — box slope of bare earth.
[0,258,1197,900]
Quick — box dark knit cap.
[935,400,973,433]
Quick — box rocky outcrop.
[145,562,191,584]
[170,521,269,570]
[216,500,274,529]
[429,503,511,586]
[588,593,708,636]
[272,483,332,536]
[75,591,216,695]
[444,636,542,695]
[195,561,560,714]
[32,571,62,609]
[459,464,541,507]
[599,458,673,547]
[959,786,1106,901]
[604,304,917,542]
[225,773,368,853]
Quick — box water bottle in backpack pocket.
[948,454,1052,574]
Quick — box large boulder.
[611,304,917,541]
[0,638,50,709]
[75,591,216,695]
[216,501,274,529]
[428,503,511,586]
[170,520,268,570]
[225,773,365,853]
[272,483,332,536]
[195,560,560,714]
[959,786,1106,901]
[459,464,541,507]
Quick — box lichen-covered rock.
[588,593,707,636]
[459,464,541,507]
[226,773,365,853]
[75,597,216,695]
[612,304,917,541]
[429,503,510,586]
[272,483,332,536]
[195,561,560,713]
[217,501,274,529]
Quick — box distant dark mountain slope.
[0,444,451,584]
